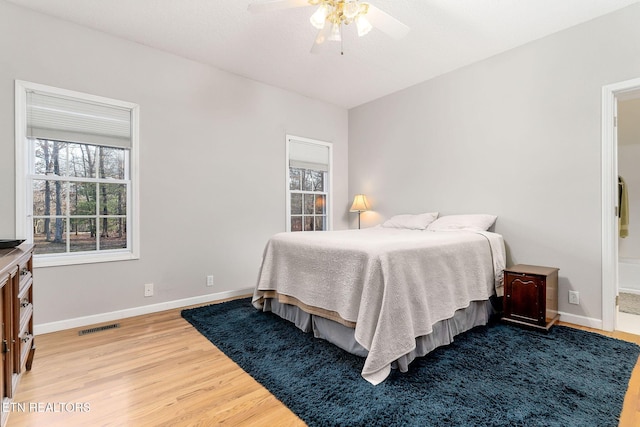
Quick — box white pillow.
[381,212,439,230]
[426,214,497,232]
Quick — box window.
[15,81,139,266]
[286,136,332,232]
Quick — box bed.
[252,214,506,385]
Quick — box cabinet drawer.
[16,306,33,375]
[17,278,33,330]
[17,262,32,293]
[17,279,32,305]
[19,301,32,323]
[17,331,34,372]
[19,302,33,333]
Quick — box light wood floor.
[5,299,640,427]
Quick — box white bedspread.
[252,228,505,385]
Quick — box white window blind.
[289,139,330,172]
[26,91,132,148]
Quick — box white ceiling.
[6,0,640,108]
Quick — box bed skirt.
[261,296,499,373]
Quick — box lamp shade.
[350,194,369,212]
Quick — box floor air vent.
[78,323,120,336]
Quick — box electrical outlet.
[206,275,214,287]
[144,283,154,297]
[568,290,579,305]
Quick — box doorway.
[602,77,640,333]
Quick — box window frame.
[285,135,333,232]
[15,80,140,267]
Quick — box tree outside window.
[289,168,327,231]
[31,140,128,254]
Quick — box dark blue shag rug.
[181,298,640,427]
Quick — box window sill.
[34,251,139,268]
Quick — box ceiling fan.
[248,0,410,54]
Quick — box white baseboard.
[34,288,253,335]
[557,311,603,330]
[620,287,640,296]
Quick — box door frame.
[601,77,640,331]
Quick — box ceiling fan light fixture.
[355,15,372,37]
[342,1,361,21]
[328,22,342,41]
[310,4,328,29]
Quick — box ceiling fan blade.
[310,25,332,54]
[248,0,310,13]
[365,4,410,40]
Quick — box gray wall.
[349,4,640,324]
[0,1,349,325]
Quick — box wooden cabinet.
[503,264,559,331]
[0,273,9,406]
[0,244,35,427]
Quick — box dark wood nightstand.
[503,264,559,331]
